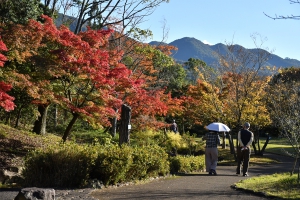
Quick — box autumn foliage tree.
[0,15,146,141]
[216,35,272,156]
[0,37,14,111]
[108,35,178,133]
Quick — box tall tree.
[1,17,59,134]
[51,0,170,34]
[267,67,300,174]
[217,34,272,129]
[267,69,300,176]
[216,34,273,157]
[184,58,208,84]
[0,0,43,24]
[0,16,139,139]
[0,37,15,112]
[106,38,177,136]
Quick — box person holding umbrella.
[203,122,230,175]
[203,126,222,175]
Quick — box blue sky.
[140,0,300,60]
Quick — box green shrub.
[130,130,205,156]
[164,131,186,151]
[125,144,170,179]
[22,142,96,188]
[130,129,163,146]
[178,133,204,155]
[90,144,170,185]
[145,145,170,177]
[22,138,170,188]
[125,146,153,181]
[169,155,205,174]
[91,144,133,185]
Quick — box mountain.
[150,37,300,68]
[55,13,88,32]
[169,37,219,65]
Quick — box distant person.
[203,130,221,175]
[236,122,254,177]
[170,120,178,133]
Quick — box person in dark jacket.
[203,130,221,175]
[236,122,254,176]
[170,120,178,133]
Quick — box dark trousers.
[236,146,251,174]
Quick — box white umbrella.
[206,122,230,132]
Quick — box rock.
[14,187,55,200]
[0,166,24,185]
[87,179,104,189]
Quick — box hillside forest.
[0,0,299,156]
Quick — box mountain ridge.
[150,37,300,68]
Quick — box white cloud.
[202,40,211,45]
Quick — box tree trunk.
[14,106,24,128]
[252,142,257,154]
[40,105,49,135]
[5,112,11,126]
[119,104,131,146]
[297,159,300,184]
[32,104,49,135]
[222,132,226,149]
[291,156,298,176]
[54,104,58,128]
[253,134,270,156]
[62,113,79,142]
[110,109,119,137]
[259,135,270,156]
[228,133,237,160]
[254,130,261,154]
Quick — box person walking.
[170,120,178,133]
[236,122,254,176]
[203,130,221,175]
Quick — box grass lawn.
[217,146,277,166]
[232,136,300,199]
[203,136,300,199]
[265,137,296,156]
[235,173,300,199]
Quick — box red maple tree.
[0,38,14,111]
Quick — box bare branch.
[264,0,300,20]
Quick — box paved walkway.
[0,152,295,200]
[90,153,295,200]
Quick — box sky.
[140,0,300,60]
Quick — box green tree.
[162,63,188,97]
[267,71,300,178]
[0,0,43,24]
[184,58,209,84]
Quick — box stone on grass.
[14,187,55,200]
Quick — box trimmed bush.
[91,144,170,185]
[22,138,170,187]
[90,144,133,185]
[125,145,170,181]
[169,155,205,174]
[125,146,153,181]
[145,145,170,177]
[22,142,96,188]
